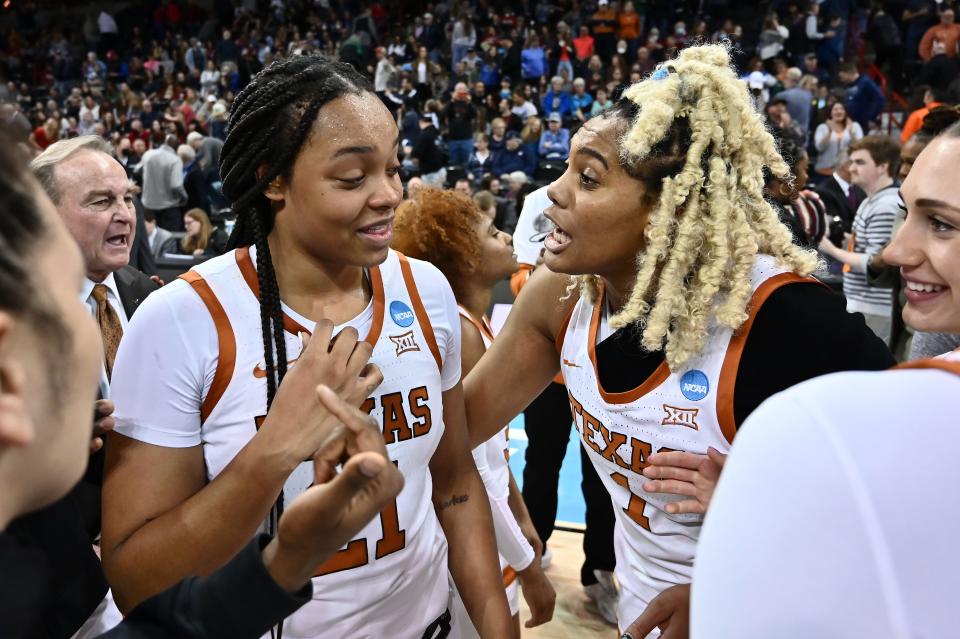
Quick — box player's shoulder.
[392,250,455,302]
[131,251,241,331]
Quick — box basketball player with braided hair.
[391,187,557,636]
[462,44,893,637]
[102,55,511,638]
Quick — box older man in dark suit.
[20,135,160,637]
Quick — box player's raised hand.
[641,448,727,515]
[621,584,690,639]
[263,384,403,592]
[254,305,384,467]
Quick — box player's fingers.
[327,452,402,517]
[316,385,387,455]
[343,339,374,380]
[706,447,727,469]
[641,465,696,483]
[622,596,671,639]
[314,319,336,354]
[663,498,706,515]
[94,398,115,418]
[90,436,104,454]
[328,325,360,364]
[646,451,707,470]
[642,479,698,498]
[93,415,115,436]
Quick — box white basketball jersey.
[182,247,450,639]
[558,255,810,630]
[458,306,523,615]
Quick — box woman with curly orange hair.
[392,188,556,636]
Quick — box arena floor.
[509,415,618,638]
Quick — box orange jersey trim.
[502,566,518,588]
[397,252,443,372]
[510,263,534,297]
[458,304,495,343]
[179,271,237,424]
[585,284,669,405]
[894,352,960,375]
[715,273,825,443]
[236,246,385,345]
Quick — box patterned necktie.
[91,284,123,380]
[847,186,858,212]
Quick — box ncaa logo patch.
[389,300,415,327]
[680,370,709,401]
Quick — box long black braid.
[218,54,373,591]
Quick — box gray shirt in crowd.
[140,145,186,210]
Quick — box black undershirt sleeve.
[595,282,896,428]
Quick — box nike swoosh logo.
[253,358,300,378]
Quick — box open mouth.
[105,234,129,248]
[357,219,394,246]
[544,223,572,254]
[903,279,949,304]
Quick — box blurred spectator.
[570,78,594,123]
[491,130,528,178]
[410,114,444,184]
[918,39,960,92]
[510,89,538,125]
[467,132,493,183]
[521,35,547,83]
[143,209,173,261]
[164,208,227,259]
[591,0,618,61]
[473,190,497,220]
[186,131,224,182]
[177,144,211,215]
[539,112,570,160]
[813,102,863,179]
[919,8,960,61]
[590,88,613,116]
[541,76,573,120]
[838,61,885,131]
[444,82,477,167]
[30,118,60,151]
[900,86,946,143]
[140,134,186,231]
[815,153,865,236]
[778,67,813,137]
[766,95,804,146]
[451,16,477,68]
[574,25,596,67]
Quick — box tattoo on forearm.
[438,494,469,511]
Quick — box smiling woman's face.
[885,136,960,334]
[542,115,651,287]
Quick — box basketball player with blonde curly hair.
[463,44,893,637]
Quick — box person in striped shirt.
[819,135,901,344]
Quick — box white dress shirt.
[81,272,128,398]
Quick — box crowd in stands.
[0,0,959,349]
[0,1,954,233]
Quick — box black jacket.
[412,125,444,174]
[1,532,309,639]
[814,175,865,233]
[12,267,159,638]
